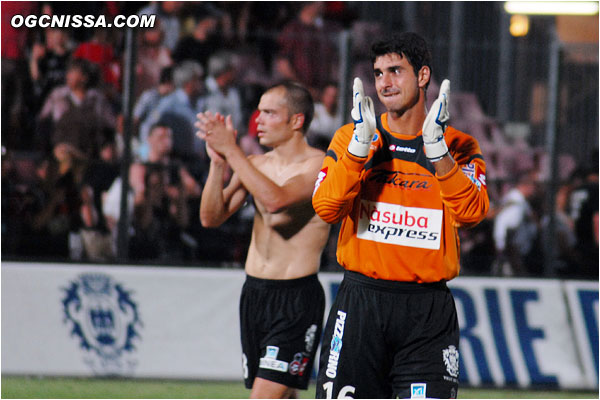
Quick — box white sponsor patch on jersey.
[357,200,443,249]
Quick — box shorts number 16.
[322,382,356,399]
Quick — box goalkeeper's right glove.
[422,79,450,162]
[347,77,376,158]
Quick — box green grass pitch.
[2,376,598,399]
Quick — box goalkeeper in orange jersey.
[312,32,489,399]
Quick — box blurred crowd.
[2,1,597,279]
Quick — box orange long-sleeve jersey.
[312,113,489,283]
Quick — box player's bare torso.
[244,147,330,280]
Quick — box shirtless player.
[196,81,330,398]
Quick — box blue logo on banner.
[62,273,142,375]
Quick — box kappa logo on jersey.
[326,310,346,378]
[62,273,141,375]
[461,163,486,191]
[313,167,328,196]
[411,383,427,399]
[357,200,443,250]
[369,170,432,190]
[260,346,289,373]
[443,345,459,378]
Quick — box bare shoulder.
[295,145,325,166]
[247,152,268,167]
[246,151,280,174]
[305,145,326,160]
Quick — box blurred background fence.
[1,1,598,279]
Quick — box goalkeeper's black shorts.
[240,273,325,390]
[316,270,460,399]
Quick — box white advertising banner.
[449,278,586,389]
[2,263,598,390]
[2,262,245,379]
[317,274,599,390]
[564,280,599,389]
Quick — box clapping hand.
[347,77,376,158]
[422,79,450,161]
[196,111,238,163]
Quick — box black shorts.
[240,274,325,390]
[316,271,460,399]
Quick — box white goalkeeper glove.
[347,77,376,158]
[422,79,450,162]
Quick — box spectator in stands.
[2,151,19,255]
[307,81,342,151]
[172,12,220,71]
[236,2,293,72]
[567,163,599,279]
[204,51,243,132]
[137,1,184,52]
[23,143,87,259]
[277,2,340,97]
[134,66,175,156]
[79,135,120,261]
[135,21,173,98]
[29,27,72,112]
[2,1,39,150]
[492,170,542,276]
[540,179,578,277]
[103,123,201,262]
[72,27,121,93]
[38,58,116,158]
[143,61,207,162]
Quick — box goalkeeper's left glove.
[422,79,450,162]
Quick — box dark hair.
[370,32,432,89]
[159,66,174,84]
[323,80,339,90]
[268,81,314,134]
[67,58,94,87]
[149,122,172,136]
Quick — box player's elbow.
[260,191,292,214]
[200,210,223,228]
[264,200,287,214]
[312,199,344,224]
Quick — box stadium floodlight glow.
[510,14,530,36]
[504,1,599,15]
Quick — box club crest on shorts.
[289,352,310,376]
[62,273,142,375]
[443,345,459,378]
[305,324,317,353]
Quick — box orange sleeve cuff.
[436,162,471,195]
[342,150,368,173]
